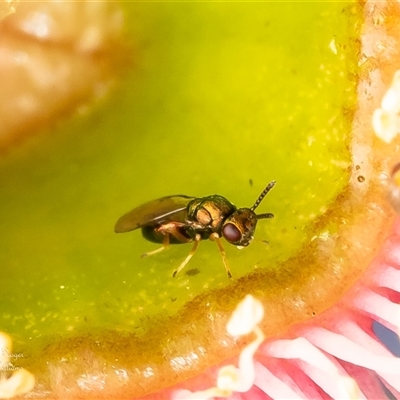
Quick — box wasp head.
[222,208,258,247]
[222,181,276,247]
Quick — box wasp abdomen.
[141,224,195,244]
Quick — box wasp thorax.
[188,195,237,230]
[222,208,257,246]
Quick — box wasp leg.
[172,234,201,277]
[141,234,170,258]
[210,233,232,279]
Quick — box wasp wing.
[114,195,194,233]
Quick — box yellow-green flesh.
[0,1,360,362]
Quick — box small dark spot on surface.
[185,268,200,276]
[261,240,269,245]
[249,179,253,187]
[357,175,365,183]
[355,164,361,170]
[170,297,177,302]
[312,311,316,316]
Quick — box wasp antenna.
[256,212,274,220]
[250,181,276,211]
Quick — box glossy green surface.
[0,2,360,346]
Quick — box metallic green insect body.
[115,181,276,278]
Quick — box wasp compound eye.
[222,223,242,244]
